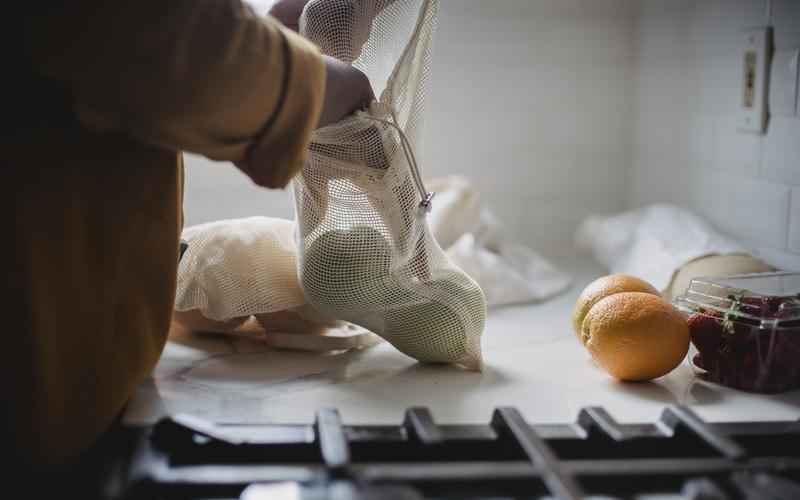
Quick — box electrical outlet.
[737,27,772,134]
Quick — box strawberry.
[780,327,800,357]
[737,350,762,391]
[741,295,790,318]
[687,313,723,360]
[692,353,705,370]
[741,296,763,316]
[714,353,734,387]
[691,296,800,393]
[763,329,800,391]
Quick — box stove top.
[105,405,800,499]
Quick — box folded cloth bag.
[576,204,774,297]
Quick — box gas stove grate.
[110,405,800,500]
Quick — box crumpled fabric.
[426,176,572,308]
[575,203,747,292]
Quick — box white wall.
[422,0,635,257]
[182,0,636,259]
[631,0,800,270]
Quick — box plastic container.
[673,272,800,393]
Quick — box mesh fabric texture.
[295,0,486,369]
[175,217,306,321]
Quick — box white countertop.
[125,257,800,426]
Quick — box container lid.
[673,271,800,328]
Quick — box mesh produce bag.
[294,0,487,369]
[175,217,381,352]
[175,217,306,322]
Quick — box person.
[2,0,374,469]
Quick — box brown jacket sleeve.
[25,0,324,176]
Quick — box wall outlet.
[737,26,772,134]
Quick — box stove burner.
[108,405,800,499]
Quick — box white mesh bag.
[175,216,382,351]
[295,0,487,369]
[175,217,306,321]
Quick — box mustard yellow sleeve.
[26,0,324,170]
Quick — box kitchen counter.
[125,257,800,426]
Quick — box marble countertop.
[124,257,800,427]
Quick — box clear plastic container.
[673,272,800,393]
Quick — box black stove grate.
[109,405,800,500]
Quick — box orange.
[583,292,689,381]
[572,274,660,344]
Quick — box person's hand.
[317,54,374,128]
[268,0,310,31]
[234,54,373,188]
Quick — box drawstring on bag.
[364,107,435,213]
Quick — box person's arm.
[24,0,328,188]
